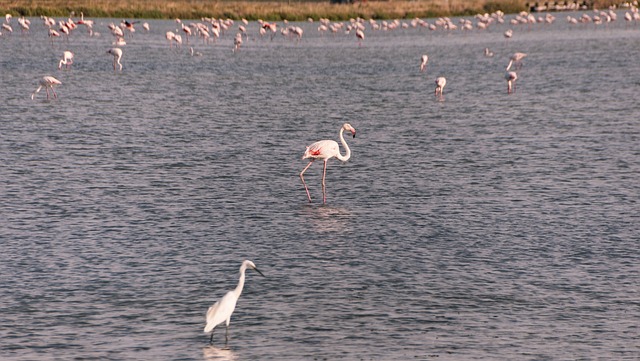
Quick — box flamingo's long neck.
[335,127,351,162]
[506,60,513,71]
[234,265,247,297]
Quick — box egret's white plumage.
[300,123,356,204]
[204,260,265,344]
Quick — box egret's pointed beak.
[253,267,265,277]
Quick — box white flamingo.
[300,123,357,204]
[504,29,513,39]
[58,51,74,69]
[204,260,265,344]
[435,76,447,97]
[420,54,429,72]
[107,48,123,71]
[31,76,61,100]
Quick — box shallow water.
[1,13,639,360]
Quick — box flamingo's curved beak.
[351,130,356,138]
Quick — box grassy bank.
[0,0,619,21]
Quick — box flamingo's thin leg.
[322,160,327,204]
[300,160,314,202]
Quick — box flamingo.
[204,260,265,344]
[355,28,364,46]
[107,48,123,71]
[233,32,242,52]
[505,71,517,94]
[420,54,429,72]
[165,31,176,47]
[300,123,356,204]
[504,29,513,39]
[507,52,527,70]
[31,76,61,100]
[484,47,494,57]
[48,28,60,40]
[58,51,74,69]
[435,76,447,97]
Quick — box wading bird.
[31,76,61,100]
[435,76,447,97]
[58,51,74,69]
[355,28,364,46]
[507,52,527,71]
[420,54,429,72]
[300,123,356,204]
[505,71,518,94]
[204,260,265,344]
[107,47,123,71]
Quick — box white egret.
[204,260,265,344]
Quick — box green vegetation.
[0,0,620,21]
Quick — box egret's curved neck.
[336,128,351,162]
[234,266,247,296]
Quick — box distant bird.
[107,48,123,71]
[31,76,61,100]
[504,29,513,39]
[505,71,518,94]
[355,28,364,46]
[420,54,429,72]
[233,32,242,52]
[300,123,356,204]
[142,22,150,32]
[204,260,265,344]
[435,76,447,97]
[48,29,60,41]
[507,52,527,70]
[58,51,74,69]
[484,47,494,57]
[165,31,176,47]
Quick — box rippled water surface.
[1,13,639,360]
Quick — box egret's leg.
[225,324,230,343]
[322,160,328,204]
[209,330,215,344]
[300,160,314,202]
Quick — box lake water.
[1,12,639,360]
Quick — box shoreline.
[0,0,616,21]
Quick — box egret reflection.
[202,345,237,361]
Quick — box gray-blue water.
[1,12,639,360]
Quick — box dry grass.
[0,0,602,21]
